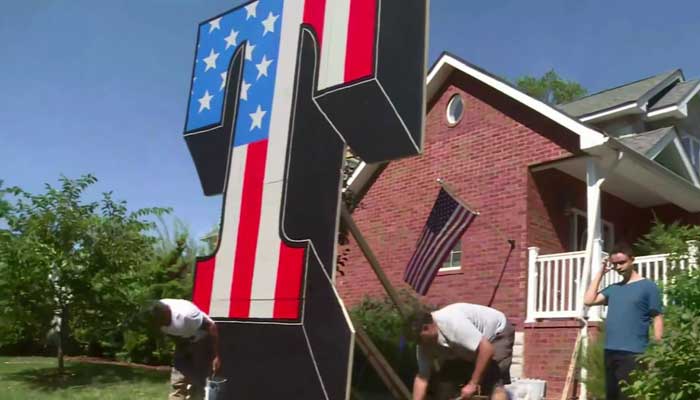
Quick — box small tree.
[0,175,168,371]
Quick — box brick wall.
[337,72,578,323]
[523,321,602,400]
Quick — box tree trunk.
[57,307,66,373]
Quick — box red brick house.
[337,53,700,399]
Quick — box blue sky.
[2,0,699,239]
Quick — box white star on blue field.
[186,0,283,147]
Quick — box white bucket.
[505,379,546,400]
[204,377,228,400]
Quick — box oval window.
[446,94,464,125]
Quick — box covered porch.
[527,143,700,322]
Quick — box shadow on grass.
[6,361,168,391]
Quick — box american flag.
[185,0,379,320]
[404,188,477,295]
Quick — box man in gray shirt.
[411,303,514,399]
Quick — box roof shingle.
[558,70,680,118]
[618,127,676,157]
[648,80,700,111]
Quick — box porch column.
[526,247,540,323]
[585,159,603,322]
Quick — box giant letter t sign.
[182,1,426,398]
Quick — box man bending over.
[412,303,514,399]
[151,299,221,400]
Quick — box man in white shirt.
[152,299,221,400]
[411,303,514,400]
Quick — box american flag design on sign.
[404,188,477,295]
[182,0,427,397]
[185,0,379,320]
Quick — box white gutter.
[428,54,608,149]
[646,104,686,119]
[647,81,700,120]
[579,103,639,122]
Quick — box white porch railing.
[526,244,698,321]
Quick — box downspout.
[575,150,623,400]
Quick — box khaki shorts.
[429,322,516,399]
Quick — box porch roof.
[618,127,675,156]
[533,140,700,212]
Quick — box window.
[440,241,462,271]
[446,94,464,125]
[568,209,615,252]
[681,135,700,174]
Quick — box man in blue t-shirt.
[584,243,664,400]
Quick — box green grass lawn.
[0,356,170,400]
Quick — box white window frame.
[446,94,464,126]
[681,134,700,174]
[439,241,462,272]
[569,208,615,252]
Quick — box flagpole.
[437,178,515,248]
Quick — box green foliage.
[621,221,700,399]
[623,269,700,399]
[349,292,428,391]
[580,325,606,400]
[117,219,197,364]
[0,175,198,366]
[0,180,11,219]
[634,218,700,263]
[199,223,219,256]
[515,70,587,105]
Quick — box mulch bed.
[65,356,170,372]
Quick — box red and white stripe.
[193,0,377,320]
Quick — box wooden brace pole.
[340,204,406,320]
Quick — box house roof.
[426,52,606,148]
[618,127,676,157]
[648,80,700,112]
[558,70,683,119]
[350,53,700,211]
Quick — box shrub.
[634,219,700,264]
[622,269,700,399]
[349,292,428,392]
[621,221,700,399]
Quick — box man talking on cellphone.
[584,242,663,400]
